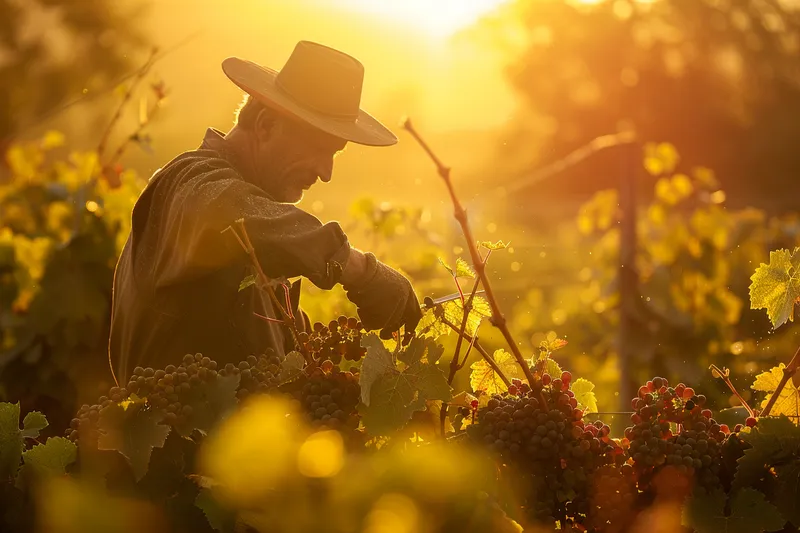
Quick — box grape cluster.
[218,349,285,401]
[297,316,366,365]
[624,377,724,492]
[583,464,638,533]
[284,365,362,433]
[468,372,623,525]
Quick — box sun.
[337,0,511,37]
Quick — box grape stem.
[708,364,755,418]
[403,119,535,385]
[223,219,311,365]
[440,316,511,389]
[760,344,800,418]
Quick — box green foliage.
[0,403,52,479]
[682,488,785,533]
[97,404,171,481]
[359,334,451,435]
[20,437,77,479]
[749,248,800,329]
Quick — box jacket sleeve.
[154,158,350,290]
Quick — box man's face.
[253,115,347,203]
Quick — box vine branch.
[760,344,800,418]
[96,47,159,160]
[709,364,755,418]
[223,219,311,365]
[404,119,534,385]
[440,316,511,389]
[440,276,484,435]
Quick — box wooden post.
[617,141,639,412]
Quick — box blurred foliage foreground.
[1,130,800,533]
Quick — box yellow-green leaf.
[41,131,65,150]
[470,350,524,395]
[752,364,800,421]
[438,257,455,277]
[644,142,679,176]
[479,240,509,251]
[749,248,800,329]
[455,257,475,278]
[571,378,598,414]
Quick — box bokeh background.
[3,0,800,435]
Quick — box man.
[108,41,422,384]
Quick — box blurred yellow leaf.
[200,396,303,506]
[297,430,344,478]
[644,142,679,176]
[41,130,65,150]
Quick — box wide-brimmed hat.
[222,41,397,147]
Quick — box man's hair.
[234,93,277,130]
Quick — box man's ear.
[254,108,277,142]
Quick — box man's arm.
[155,160,350,290]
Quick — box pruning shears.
[422,290,486,311]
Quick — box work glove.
[343,252,422,341]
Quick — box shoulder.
[153,148,241,184]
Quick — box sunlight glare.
[337,0,510,37]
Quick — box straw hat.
[222,41,397,146]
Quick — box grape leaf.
[20,437,77,477]
[415,308,451,339]
[398,336,444,366]
[195,487,236,533]
[752,365,800,421]
[682,488,785,533]
[531,355,563,378]
[571,378,598,414]
[774,462,800,527]
[278,351,305,384]
[97,404,171,481]
[21,411,48,439]
[0,402,23,478]
[359,334,395,405]
[470,349,524,395]
[443,296,491,337]
[177,373,241,436]
[735,416,800,490]
[455,257,475,278]
[479,240,509,251]
[749,248,800,329]
[450,391,478,408]
[238,275,256,292]
[540,331,568,353]
[361,358,451,436]
[438,257,455,277]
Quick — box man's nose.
[317,159,334,183]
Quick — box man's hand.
[342,251,422,340]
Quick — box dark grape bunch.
[583,464,638,533]
[467,372,624,526]
[297,316,366,366]
[624,377,725,492]
[283,364,362,434]
[67,353,223,442]
[219,349,285,402]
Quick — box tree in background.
[482,0,800,215]
[0,0,146,150]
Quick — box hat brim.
[222,57,397,147]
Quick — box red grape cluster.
[468,371,624,525]
[624,377,724,491]
[297,316,366,366]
